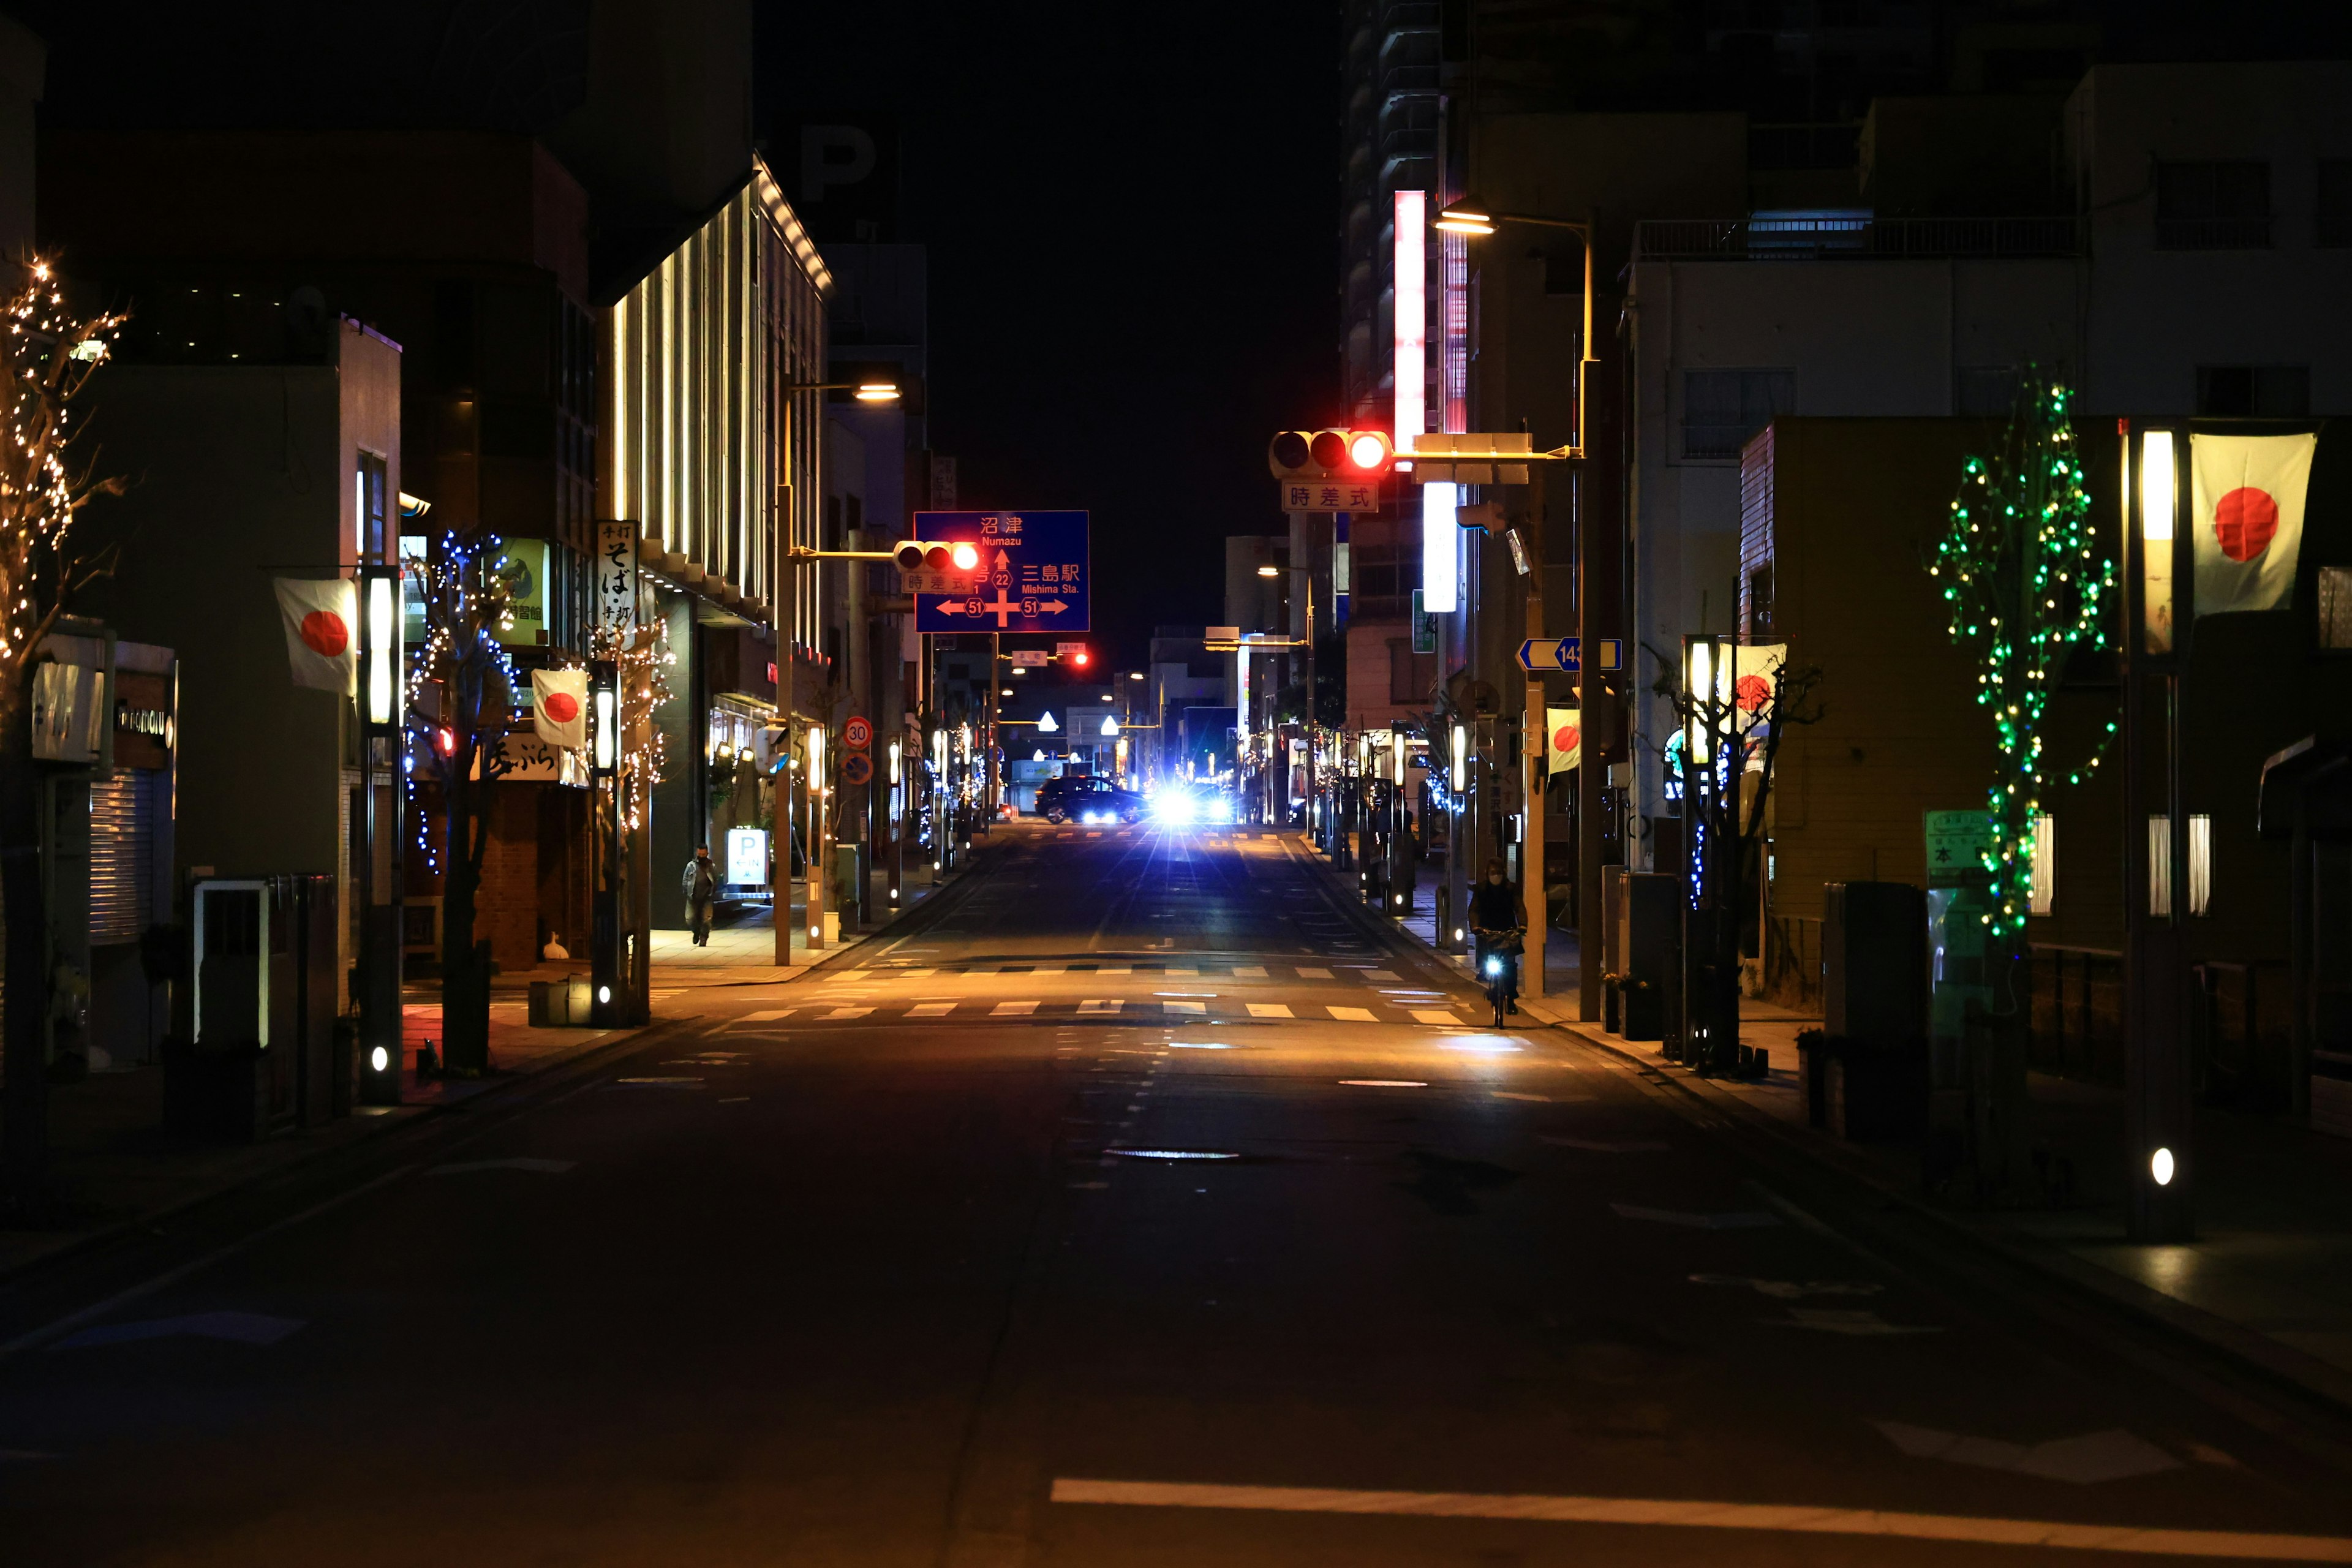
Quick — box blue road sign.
[912,511,1089,634]
[1517,636,1581,673]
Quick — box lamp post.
[806,723,827,951]
[2124,423,2192,1240]
[356,563,404,1104]
[1436,198,1605,1017]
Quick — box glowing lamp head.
[854,381,900,402]
[949,541,980,571]
[597,985,612,1004]
[1346,431,1393,471]
[1434,207,1496,235]
[2151,1147,2176,1186]
[369,1046,390,1073]
[1257,564,1280,578]
[1072,650,1090,667]
[1485,957,1502,977]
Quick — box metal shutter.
[89,770,157,944]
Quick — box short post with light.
[806,723,827,950]
[2124,421,2192,1241]
[356,562,404,1105]
[588,658,622,1028]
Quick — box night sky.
[757,1,1341,668]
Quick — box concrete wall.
[77,363,349,882]
[2070,63,2352,417]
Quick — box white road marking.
[1340,1079,1427,1088]
[822,1007,873,1020]
[1365,970,1400,981]
[1411,1010,1464,1025]
[907,1002,956,1017]
[1246,1003,1294,1019]
[993,1000,1041,1016]
[1232,965,1268,978]
[1491,1091,1551,1102]
[742,1009,793,1022]
[1163,1001,1205,1014]
[427,1158,576,1176]
[1612,1203,1781,1230]
[1096,964,1132,974]
[1297,967,1333,979]
[1876,1424,2172,1484]
[60,1311,306,1350]
[1079,1000,1124,1014]
[1326,1006,1378,1022]
[1046,1479,2352,1560]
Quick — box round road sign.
[843,715,873,751]
[843,752,874,786]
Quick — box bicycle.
[1471,925,1525,1028]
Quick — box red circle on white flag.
[543,691,580,724]
[2214,486,2280,563]
[1735,673,1771,713]
[300,610,349,658]
[1553,723,1579,753]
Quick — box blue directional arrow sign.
[912,511,1089,634]
[1517,636,1581,673]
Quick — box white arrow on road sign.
[937,602,968,614]
[1039,600,1069,614]
[1517,637,1581,673]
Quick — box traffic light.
[1268,428,1395,481]
[892,539,981,573]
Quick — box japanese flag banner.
[532,667,589,750]
[273,578,358,695]
[1547,707,1581,776]
[2192,432,2315,616]
[1733,643,1787,734]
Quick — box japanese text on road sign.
[913,511,1090,634]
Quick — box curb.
[0,1017,677,1289]
[1280,832,2352,1428]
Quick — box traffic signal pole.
[1521,463,1548,1001]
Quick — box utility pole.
[1520,463,1548,1000]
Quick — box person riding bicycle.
[1468,857,1524,1013]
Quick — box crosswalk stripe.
[1297,967,1333,979]
[1246,1003,1293,1019]
[1078,999,1124,1014]
[907,1002,954,1017]
[824,1007,874,1020]
[1232,965,1268,978]
[1097,965,1132,974]
[1163,1000,1205,1014]
[1366,970,1400,981]
[992,1000,1040,1016]
[1411,1009,1464,1025]
[1327,1006,1377,1022]
[744,1009,793,1022]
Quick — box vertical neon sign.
[1393,190,1425,451]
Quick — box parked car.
[1036,776,1144,824]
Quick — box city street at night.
[7,824,2352,1565]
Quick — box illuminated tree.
[404,533,522,1075]
[0,262,123,1203]
[1928,372,2116,1199]
[1929,377,2116,984]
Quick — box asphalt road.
[6,820,2352,1566]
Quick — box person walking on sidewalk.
[681,845,718,946]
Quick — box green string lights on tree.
[1928,372,2117,946]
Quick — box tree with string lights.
[0,261,124,1205]
[403,533,523,1076]
[1928,371,2116,1199]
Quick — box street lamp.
[588,658,622,1026]
[785,378,902,402]
[1438,192,1607,1016]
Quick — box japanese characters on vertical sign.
[911,511,1089,633]
[595,521,638,633]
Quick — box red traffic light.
[892,539,981,573]
[1268,428,1394,480]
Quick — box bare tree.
[403,533,521,1075]
[1651,644,1824,1072]
[0,262,124,1204]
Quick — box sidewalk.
[1296,833,2352,1419]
